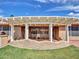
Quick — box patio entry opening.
[29,24,49,41]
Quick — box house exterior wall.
[0,25,10,35]
[0,16,79,47]
[59,26,66,41]
[69,24,79,40]
[0,35,9,47]
[1,24,79,41]
[14,26,22,40]
[12,24,79,41]
[69,31,79,40]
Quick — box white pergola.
[0,16,78,43]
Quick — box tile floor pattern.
[9,40,69,50]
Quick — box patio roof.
[0,16,79,25]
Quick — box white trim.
[28,22,50,24]
[0,37,2,47]
[66,25,69,43]
[49,24,53,42]
[28,22,67,25]
[10,25,14,42]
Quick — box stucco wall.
[14,26,22,40]
[0,36,9,47]
[59,27,79,41]
[59,26,66,41]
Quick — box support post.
[49,24,53,42]
[10,25,14,42]
[25,24,29,40]
[66,25,69,43]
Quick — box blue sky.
[0,0,79,17]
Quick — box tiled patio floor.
[9,40,69,50]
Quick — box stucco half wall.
[69,36,79,40]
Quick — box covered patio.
[28,24,67,42]
[7,16,78,43]
[0,16,78,49]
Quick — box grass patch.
[0,45,79,59]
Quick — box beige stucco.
[59,26,66,41]
[14,26,22,40]
[0,35,9,47]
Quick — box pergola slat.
[0,16,78,25]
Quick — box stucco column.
[66,25,69,42]
[49,24,53,42]
[10,25,14,42]
[25,24,29,40]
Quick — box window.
[69,26,79,31]
[69,26,79,36]
[0,26,2,31]
[3,26,10,31]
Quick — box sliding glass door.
[29,26,49,41]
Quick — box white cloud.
[74,10,79,12]
[49,0,63,3]
[68,12,79,16]
[35,0,48,3]
[45,5,79,12]
[0,15,3,17]
[68,12,74,16]
[35,0,79,3]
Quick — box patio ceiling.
[0,16,79,25]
